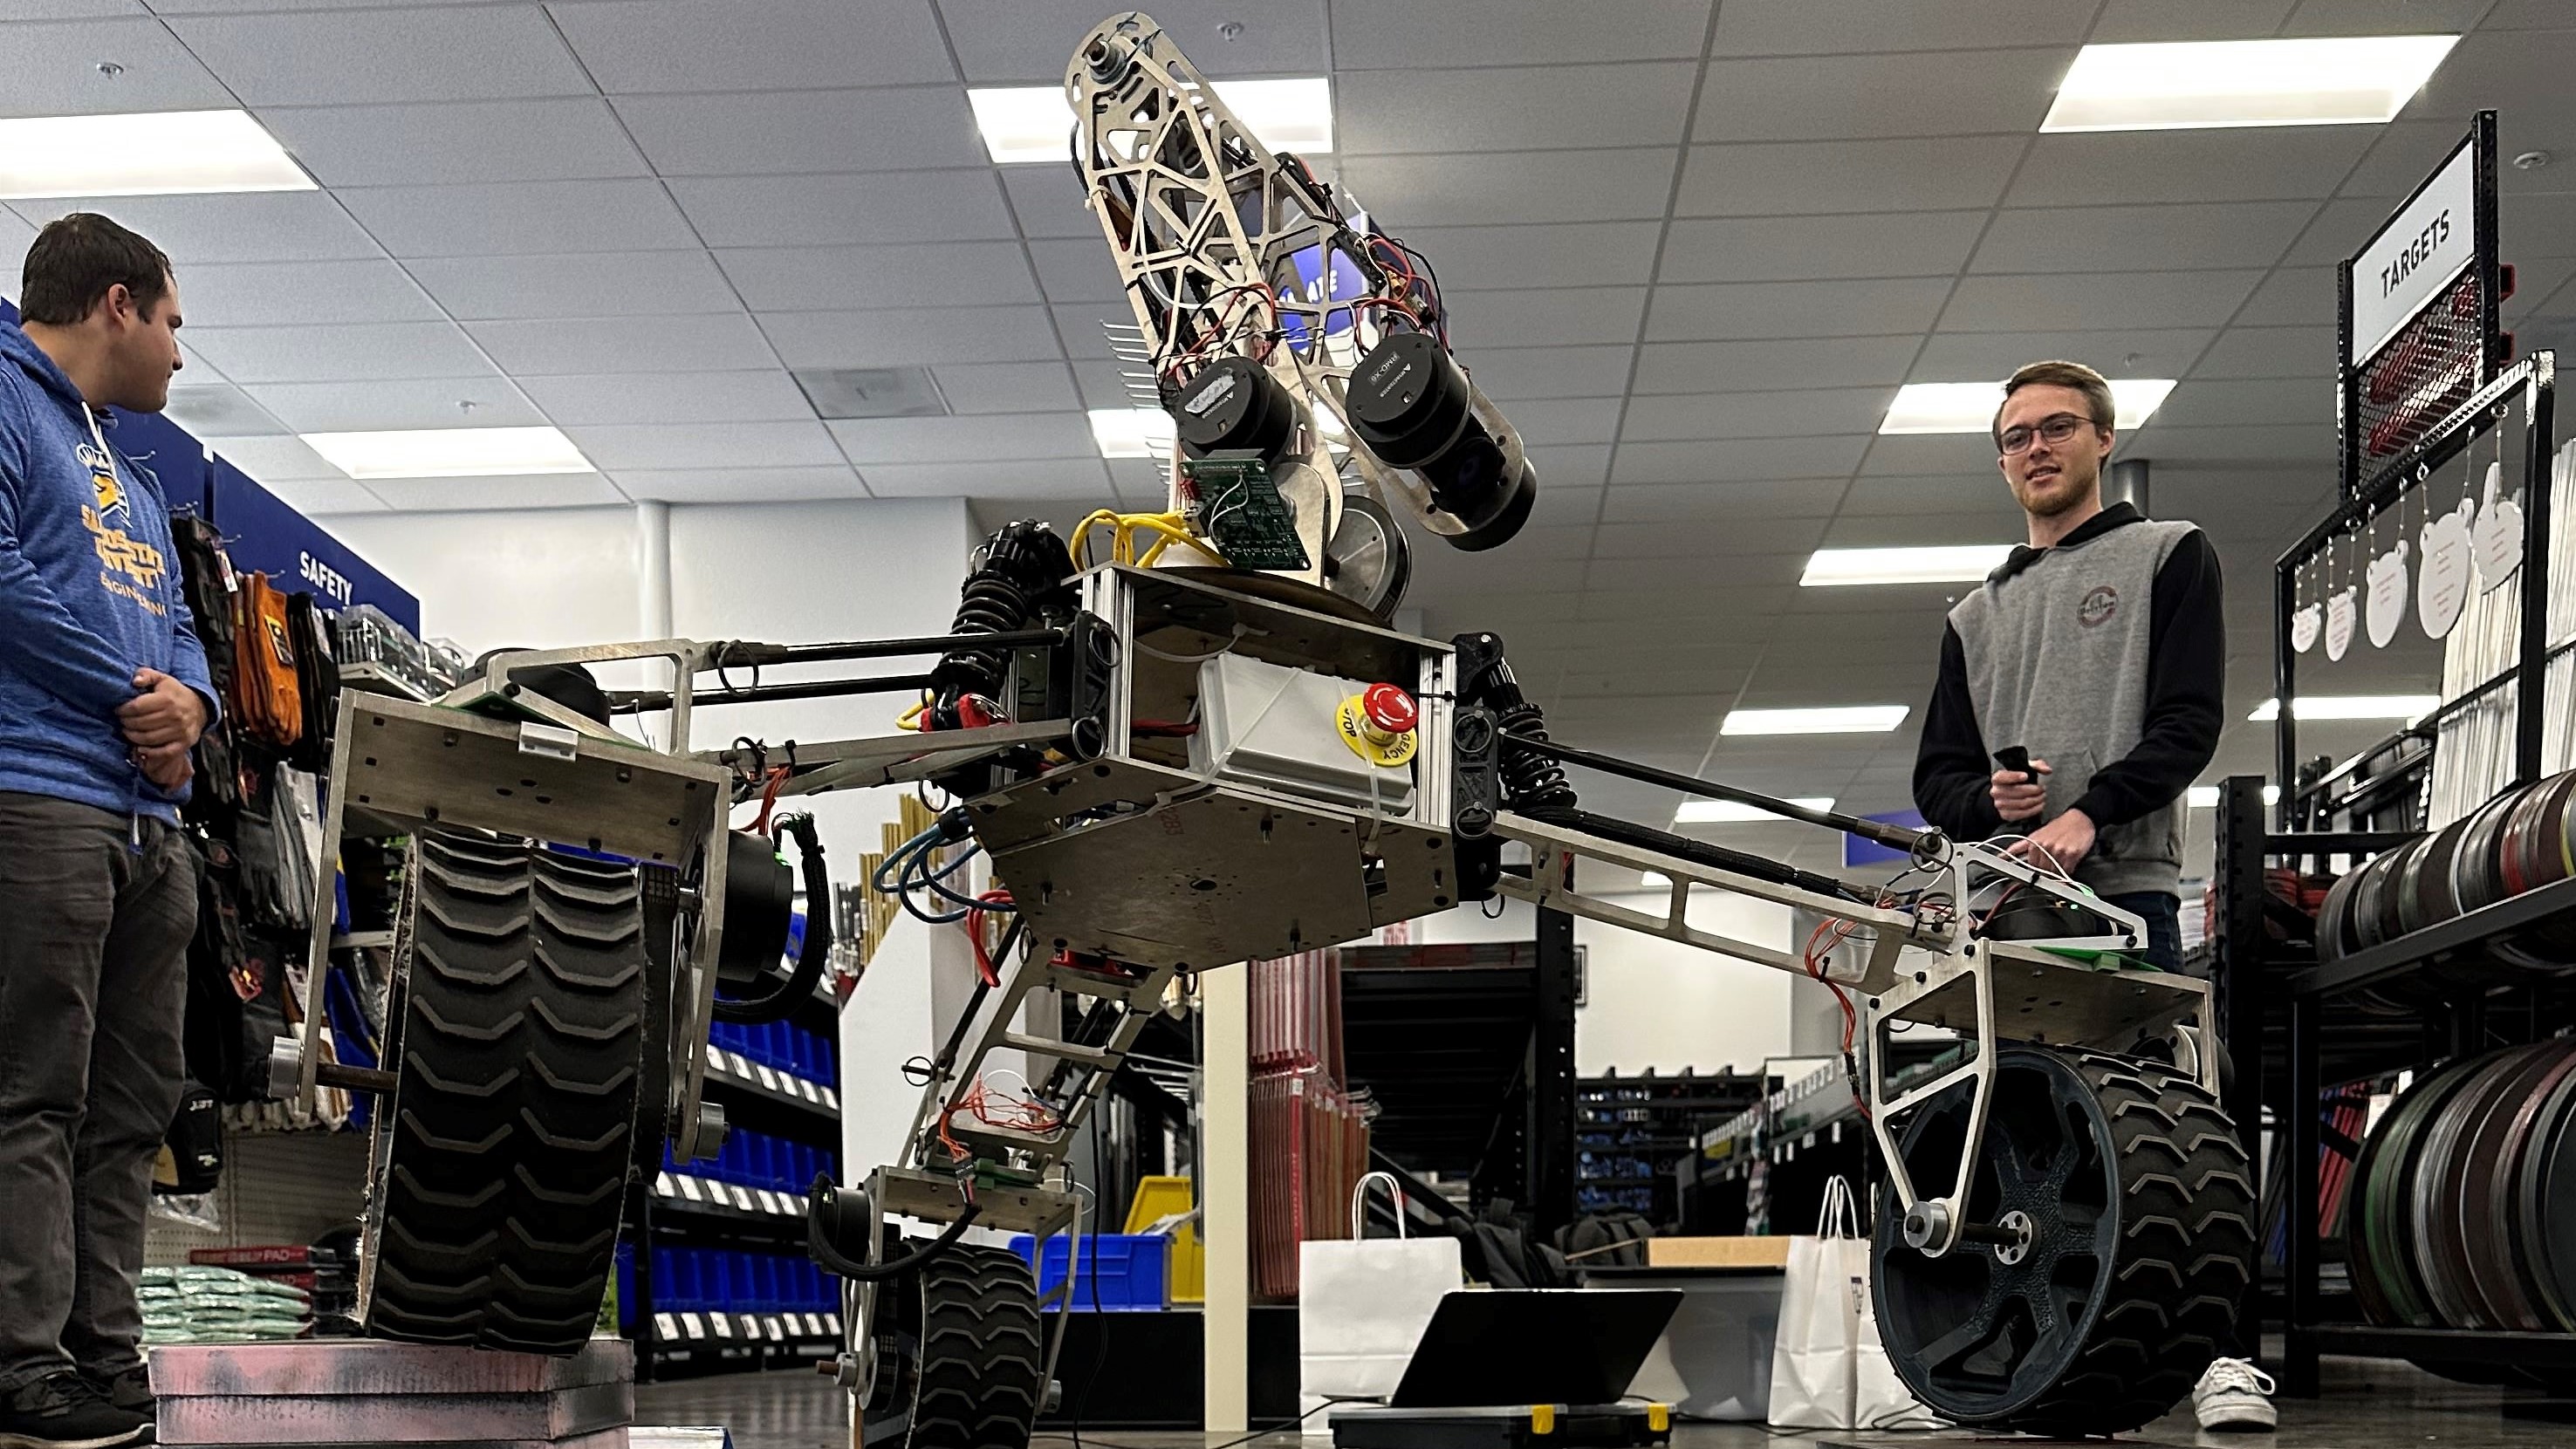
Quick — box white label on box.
[765,1316,787,1340]
[710,1315,733,1338]
[755,1065,778,1090]
[826,1312,842,1335]
[676,1176,703,1201]
[800,1079,821,1103]
[654,1172,676,1197]
[682,1315,705,1341]
[731,1186,756,1211]
[654,1313,679,1340]
[822,1089,839,1111]
[757,1190,783,1215]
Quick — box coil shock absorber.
[1450,632,1575,811]
[928,522,1078,731]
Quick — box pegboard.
[144,1129,370,1267]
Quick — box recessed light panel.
[302,427,593,480]
[2043,37,2459,133]
[1881,379,2175,435]
[1721,707,1908,736]
[2247,695,2441,722]
[970,78,1332,163]
[1801,545,2016,587]
[0,110,312,199]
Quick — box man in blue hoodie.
[0,213,216,1449]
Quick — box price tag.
[821,1089,839,1111]
[710,1315,733,1339]
[734,1186,757,1211]
[799,1080,821,1103]
[682,1315,706,1341]
[757,1190,783,1215]
[654,1172,676,1198]
[765,1316,787,1341]
[654,1313,679,1341]
[826,1312,842,1335]
[755,1065,779,1090]
[676,1176,703,1201]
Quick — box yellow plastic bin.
[1124,1176,1204,1304]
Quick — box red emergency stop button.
[1363,683,1417,735]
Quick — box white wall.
[1408,890,1798,1078]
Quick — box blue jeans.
[2103,891,2182,973]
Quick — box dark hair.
[18,213,173,327]
[1994,359,2115,444]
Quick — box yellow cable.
[1126,516,1229,567]
[896,699,927,732]
[1068,509,1122,570]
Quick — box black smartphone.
[1993,746,2035,783]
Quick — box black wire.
[1062,1109,1112,1449]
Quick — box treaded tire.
[360,830,647,1354]
[863,1245,1045,1449]
[1874,1047,2256,1437]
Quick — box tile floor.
[634,1354,2576,1449]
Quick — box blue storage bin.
[653,1247,694,1312]
[1007,1234,1170,1311]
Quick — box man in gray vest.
[1911,360,2225,974]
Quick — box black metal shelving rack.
[1574,1068,1765,1226]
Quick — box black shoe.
[0,1371,151,1449]
[72,1367,150,1425]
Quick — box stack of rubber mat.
[2316,770,2576,969]
[2346,1040,2576,1332]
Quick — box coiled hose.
[1494,699,1576,810]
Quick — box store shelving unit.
[1576,1069,1764,1225]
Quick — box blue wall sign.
[1844,809,1930,869]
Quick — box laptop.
[1385,1289,1684,1408]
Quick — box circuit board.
[1183,454,1311,571]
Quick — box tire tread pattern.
[362,830,647,1355]
[888,1245,1046,1449]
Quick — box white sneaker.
[2193,1357,2278,1433]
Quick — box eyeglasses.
[1997,413,2098,455]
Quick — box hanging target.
[2474,457,2525,591]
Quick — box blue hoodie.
[0,317,216,825]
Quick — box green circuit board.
[1183,454,1310,571]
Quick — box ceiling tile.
[1909,327,2216,379]
[246,376,543,433]
[1692,50,2059,143]
[210,433,340,481]
[168,7,591,105]
[1970,202,2319,275]
[825,412,1093,463]
[519,369,817,427]
[1523,445,1612,489]
[1613,435,1869,483]
[176,258,440,326]
[861,458,1111,497]
[563,420,844,471]
[610,85,989,177]
[2116,422,2333,465]
[1644,277,1954,342]
[2148,378,2337,430]
[364,474,630,510]
[183,321,500,383]
[2008,128,2377,208]
[1634,335,1921,393]
[757,305,1064,366]
[940,0,1326,81]
[162,382,284,438]
[263,99,647,187]
[1619,388,1891,442]
[2189,326,2338,379]
[928,361,1079,414]
[1331,0,1715,70]
[1339,63,1695,156]
[339,179,701,258]
[2088,0,2297,40]
[1499,397,1624,447]
[1676,136,2024,217]
[1839,473,2017,516]
[1601,479,1842,522]
[1524,482,1603,529]
[1462,345,1635,400]
[1711,0,2086,54]
[405,250,747,320]
[1658,212,1988,284]
[1441,288,1650,351]
[3,1,148,15]
[0,17,231,116]
[1026,238,1125,304]
[1000,166,1097,240]
[1341,149,1679,229]
[1590,514,1833,557]
[2284,198,2405,267]
[1380,222,1663,290]
[2287,0,2486,38]
[614,466,868,502]
[716,241,1038,312]
[9,192,381,263]
[261,477,385,516]
[1819,511,2020,548]
[1857,434,1999,476]
[1940,271,2264,331]
[549,0,954,92]
[2234,267,2338,329]
[465,313,780,375]
[669,171,1014,248]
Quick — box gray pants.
[0,791,195,1392]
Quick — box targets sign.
[2348,133,2480,366]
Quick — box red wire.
[751,765,789,834]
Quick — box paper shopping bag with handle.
[1298,1171,1463,1427]
[1767,1176,1872,1428]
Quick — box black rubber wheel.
[862,1244,1046,1449]
[1872,1048,2255,1437]
[360,830,648,1353]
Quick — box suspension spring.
[1494,701,1576,809]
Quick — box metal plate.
[334,695,726,865]
[986,777,1454,970]
[2517,1061,2576,1332]
[2417,1043,2554,1326]
[2465,1042,2576,1329]
[871,1165,1077,1238]
[1319,491,1413,622]
[1891,944,2209,1054]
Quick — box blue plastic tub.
[1007,1234,1170,1310]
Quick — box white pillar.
[1200,966,1249,1433]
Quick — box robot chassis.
[273,12,2253,1443]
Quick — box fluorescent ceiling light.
[2246,695,2441,722]
[1802,545,2015,587]
[0,110,312,199]
[2043,36,2460,133]
[969,77,1333,163]
[1088,407,1175,460]
[1675,796,1835,825]
[1881,379,2176,435]
[1722,706,1908,737]
[302,427,593,480]
[2187,784,2281,808]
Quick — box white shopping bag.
[1768,1178,1930,1429]
[1298,1172,1462,1430]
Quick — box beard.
[2014,462,2094,517]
